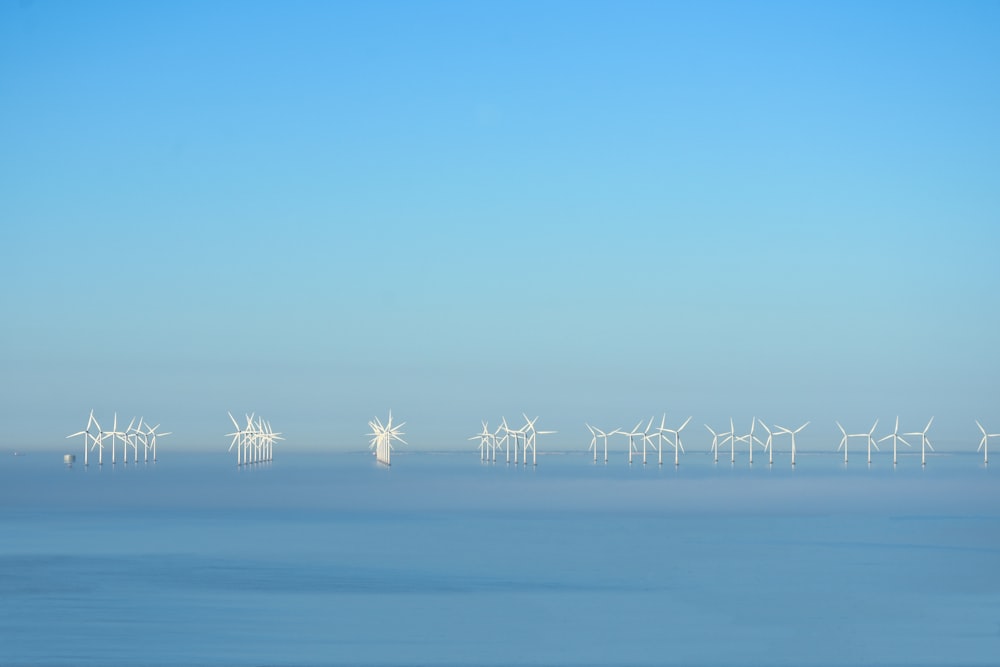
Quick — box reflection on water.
[1,451,997,666]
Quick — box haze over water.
[2,451,997,666]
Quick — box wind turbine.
[130,418,147,463]
[121,417,137,464]
[878,417,911,466]
[736,418,764,464]
[864,419,880,464]
[773,422,809,466]
[622,420,644,465]
[976,420,998,465]
[522,414,554,466]
[145,422,169,462]
[104,413,126,466]
[718,418,737,463]
[585,424,599,463]
[704,424,722,463]
[904,418,934,466]
[66,410,100,467]
[497,418,511,464]
[639,417,654,465]
[471,421,491,461]
[660,416,691,466]
[756,419,774,465]
[227,412,245,465]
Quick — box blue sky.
[2,1,998,452]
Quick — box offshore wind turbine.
[976,420,998,465]
[773,422,809,466]
[878,417,911,465]
[227,412,245,465]
[621,420,645,465]
[904,418,934,466]
[67,410,100,467]
[736,418,764,464]
[586,424,599,462]
[471,421,491,462]
[660,416,691,466]
[129,418,146,463]
[122,417,138,464]
[104,413,126,466]
[863,419,880,464]
[522,414,554,466]
[639,417,654,465]
[756,419,774,465]
[718,418,737,463]
[704,424,722,463]
[145,422,169,462]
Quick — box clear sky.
[2,1,998,452]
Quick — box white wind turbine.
[121,417,138,464]
[638,417,655,465]
[471,421,491,461]
[585,424,599,463]
[878,417,911,466]
[652,415,669,466]
[660,416,691,466]
[522,414,554,466]
[718,418,737,463]
[736,418,765,464]
[129,418,146,463]
[490,422,504,462]
[227,412,247,465]
[904,418,934,466]
[976,420,997,465]
[497,418,511,464]
[704,424,722,463]
[145,422,169,462]
[104,413,127,466]
[773,422,809,466]
[66,410,100,467]
[756,419,774,465]
[621,420,645,465]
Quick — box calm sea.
[1,450,997,666]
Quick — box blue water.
[1,450,997,666]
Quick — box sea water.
[1,450,997,666]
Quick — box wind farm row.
[64,411,998,467]
[65,410,170,466]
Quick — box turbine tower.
[904,418,934,466]
[736,418,764,464]
[877,417,910,465]
[104,413,126,466]
[471,421,491,462]
[621,421,644,465]
[660,416,691,466]
[756,419,774,466]
[773,422,809,466]
[976,420,998,465]
[704,424,722,463]
[66,410,100,467]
